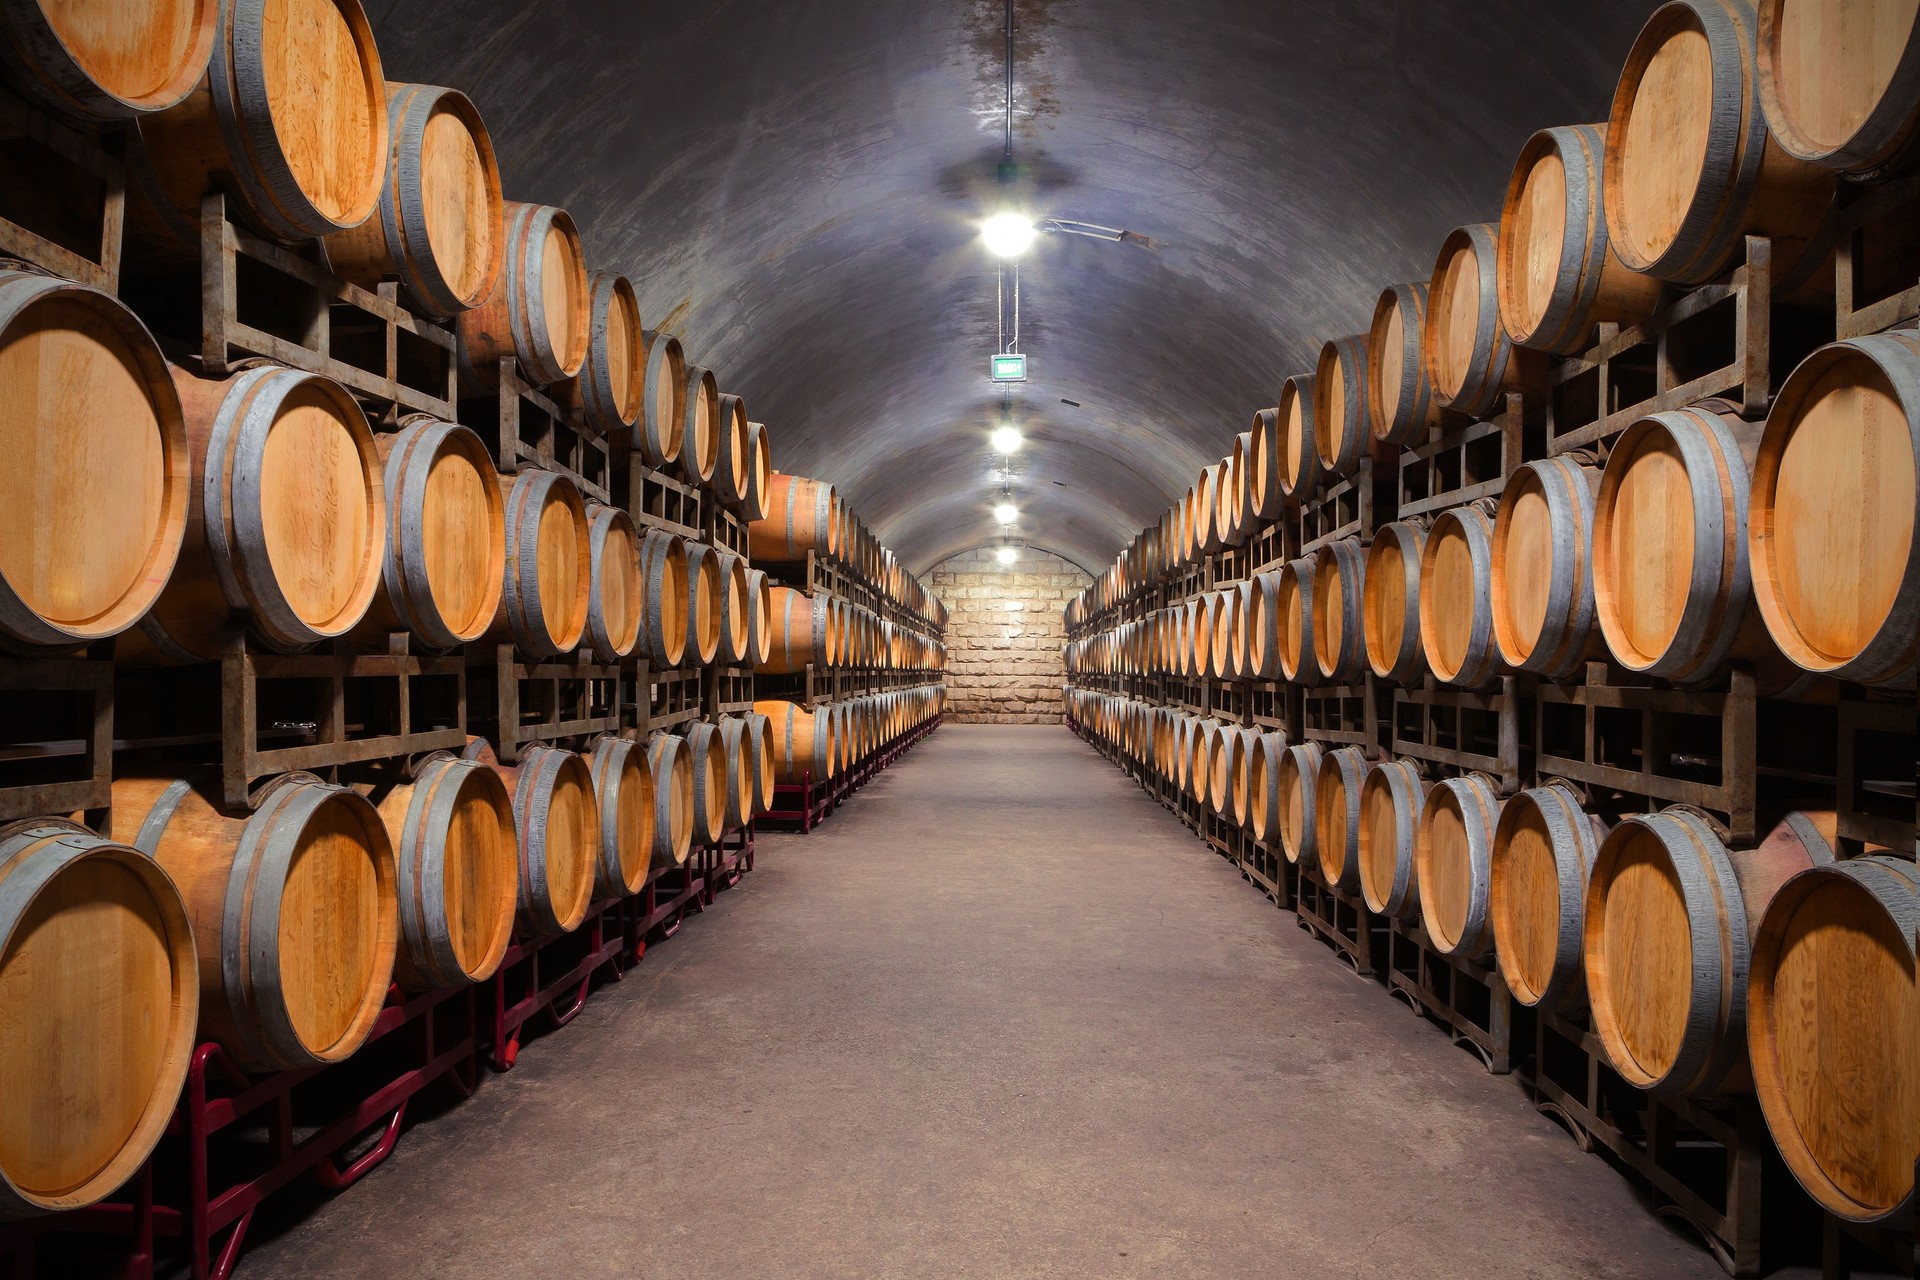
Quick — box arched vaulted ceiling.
[372,0,1659,575]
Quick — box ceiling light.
[981,212,1036,258]
[990,426,1023,454]
[994,502,1018,524]
[996,545,1019,565]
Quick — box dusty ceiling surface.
[373,0,1657,574]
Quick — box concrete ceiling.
[372,0,1658,575]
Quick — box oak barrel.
[717,716,755,832]
[583,501,640,661]
[1314,333,1371,478]
[0,270,189,650]
[756,699,837,784]
[1366,281,1440,446]
[1496,124,1662,355]
[1491,455,1603,678]
[491,468,589,660]
[1248,729,1288,845]
[716,550,751,667]
[759,585,830,675]
[743,420,773,521]
[636,529,689,669]
[128,364,384,662]
[1311,538,1367,682]
[1363,519,1426,683]
[1419,501,1503,687]
[587,735,653,898]
[454,201,590,389]
[1275,558,1318,684]
[463,740,597,939]
[351,418,503,650]
[119,772,397,1073]
[1357,758,1429,919]
[646,732,693,868]
[1749,849,1920,1222]
[1593,404,1765,683]
[1246,408,1283,521]
[680,364,720,486]
[133,0,387,243]
[680,541,722,666]
[1605,0,1835,285]
[1423,223,1544,418]
[0,0,216,121]
[326,82,504,319]
[0,819,196,1218]
[1585,807,1835,1095]
[715,393,752,510]
[1750,332,1920,685]
[1488,782,1608,1012]
[1313,746,1369,894]
[1277,374,1319,504]
[1274,741,1325,866]
[1759,0,1920,175]
[749,473,836,561]
[745,710,776,813]
[1414,774,1504,960]
[637,330,686,467]
[684,720,723,845]
[553,272,644,436]
[745,567,773,667]
[363,753,515,992]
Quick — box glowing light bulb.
[994,502,1018,525]
[981,213,1036,258]
[990,426,1023,454]
[996,545,1019,565]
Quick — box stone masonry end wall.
[929,547,1092,724]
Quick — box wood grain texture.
[1489,782,1607,1011]
[0,0,216,121]
[1759,0,1920,174]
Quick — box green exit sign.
[990,353,1027,382]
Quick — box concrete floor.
[238,724,1728,1279]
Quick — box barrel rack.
[0,86,125,290]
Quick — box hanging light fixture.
[990,425,1023,454]
[997,545,1019,565]
[994,501,1018,525]
[981,212,1036,258]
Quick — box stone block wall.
[929,547,1092,724]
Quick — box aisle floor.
[241,724,1725,1279]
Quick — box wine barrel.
[1247,408,1283,521]
[760,586,830,674]
[1497,124,1662,356]
[1169,715,1194,792]
[1274,741,1325,866]
[363,753,515,992]
[1231,578,1256,681]
[1415,774,1504,960]
[1585,807,1835,1095]
[1419,501,1503,688]
[1759,0,1920,176]
[1230,727,1260,827]
[326,82,504,320]
[0,270,188,650]
[583,502,640,661]
[1185,595,1212,680]
[463,740,597,938]
[713,550,751,666]
[350,418,503,650]
[744,420,773,521]
[0,0,216,121]
[1208,588,1236,681]
[1313,746,1369,894]
[1750,849,1920,1222]
[1277,373,1319,503]
[586,735,653,899]
[636,330,686,467]
[1249,729,1288,845]
[1751,333,1920,686]
[491,468,589,660]
[553,272,643,437]
[1491,455,1604,678]
[1594,404,1764,683]
[454,202,590,389]
[1276,558,1318,684]
[637,529,689,669]
[682,540,723,667]
[749,474,836,561]
[1246,570,1280,680]
[715,393,752,509]
[718,716,756,832]
[680,365,720,487]
[1357,758,1428,918]
[1219,441,1250,547]
[127,364,383,662]
[1195,464,1224,556]
[1424,223,1544,418]
[757,699,837,784]
[1605,0,1835,286]
[1312,538,1368,682]
[745,711,776,813]
[118,772,397,1072]
[1207,720,1244,817]
[1367,281,1440,446]
[1314,333,1371,478]
[745,567,773,667]
[1363,519,1426,683]
[0,819,196,1218]
[1489,782,1607,1012]
[133,0,387,243]
[646,732,693,868]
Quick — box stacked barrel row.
[745,472,949,799]
[1068,0,1920,1238]
[0,0,794,1223]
